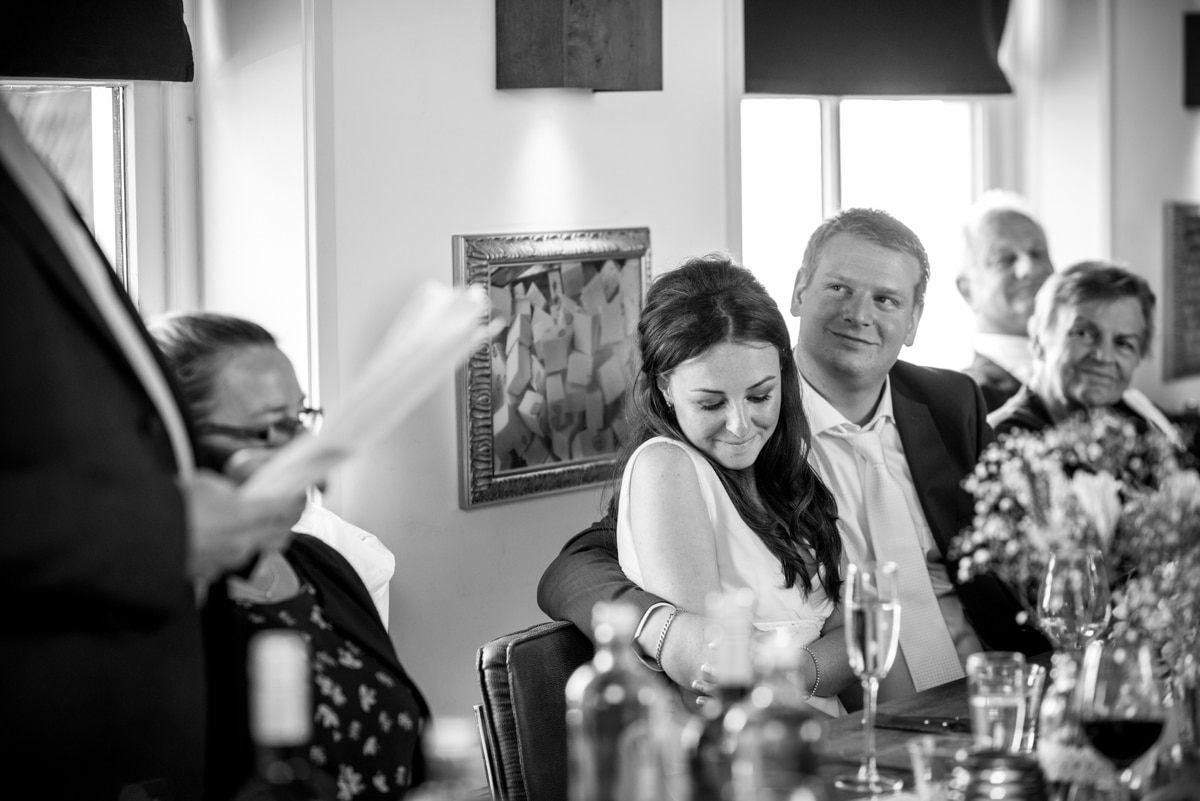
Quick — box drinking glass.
[965,652,1026,753]
[834,561,904,794]
[906,734,975,801]
[1037,548,1112,652]
[1018,663,1047,752]
[1075,636,1166,801]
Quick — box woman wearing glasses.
[149,312,429,801]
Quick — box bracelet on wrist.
[802,645,821,699]
[633,602,673,672]
[654,606,679,672]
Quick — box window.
[1,84,128,287]
[741,97,978,371]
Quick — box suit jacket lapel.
[0,157,129,367]
[890,372,960,557]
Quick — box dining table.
[817,676,973,800]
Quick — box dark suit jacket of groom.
[0,155,207,798]
[888,361,1049,657]
[536,360,1050,669]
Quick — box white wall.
[318,0,732,717]
[1111,0,1200,408]
[195,0,312,389]
[1013,0,1200,409]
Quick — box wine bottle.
[233,630,337,801]
[566,601,666,801]
[685,589,756,801]
[730,628,828,801]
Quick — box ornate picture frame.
[453,228,650,508]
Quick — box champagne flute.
[1037,548,1111,652]
[835,561,904,794]
[1076,637,1166,801]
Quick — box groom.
[537,208,1048,706]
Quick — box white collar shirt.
[799,372,983,663]
[799,374,937,564]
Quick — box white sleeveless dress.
[616,436,844,717]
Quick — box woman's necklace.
[228,550,301,603]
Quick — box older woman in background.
[149,311,428,801]
[988,260,1181,446]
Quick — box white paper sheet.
[240,281,492,499]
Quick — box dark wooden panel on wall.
[1164,202,1200,380]
[496,0,662,91]
[1187,13,1200,108]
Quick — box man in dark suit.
[956,190,1055,412]
[0,102,303,799]
[538,208,1047,706]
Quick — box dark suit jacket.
[962,352,1023,413]
[888,362,1049,656]
[0,155,207,798]
[203,534,430,801]
[536,361,1049,663]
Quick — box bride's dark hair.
[610,253,841,599]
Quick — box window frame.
[0,78,199,316]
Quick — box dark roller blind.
[745,0,1011,96]
[0,0,193,82]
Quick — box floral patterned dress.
[233,582,424,800]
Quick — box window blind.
[0,0,193,82]
[745,0,1011,96]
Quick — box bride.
[612,253,845,716]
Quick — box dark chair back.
[475,620,594,801]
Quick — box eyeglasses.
[197,406,323,446]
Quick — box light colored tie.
[842,424,964,691]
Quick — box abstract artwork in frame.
[453,228,650,508]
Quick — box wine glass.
[835,561,904,794]
[1075,636,1166,801]
[1037,548,1112,652]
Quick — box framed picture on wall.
[453,228,651,508]
[1164,202,1200,381]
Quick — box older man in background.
[957,190,1055,411]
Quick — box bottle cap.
[591,600,639,642]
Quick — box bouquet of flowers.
[949,410,1200,677]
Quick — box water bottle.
[232,629,337,801]
[730,627,828,801]
[566,601,665,801]
[686,589,757,801]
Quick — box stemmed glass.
[1075,636,1166,801]
[835,561,904,794]
[1037,548,1112,652]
